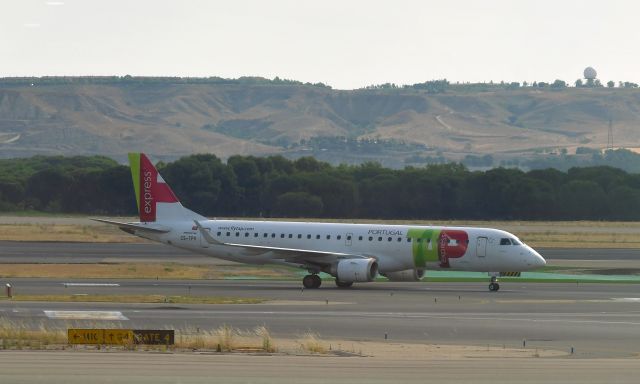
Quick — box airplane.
[95,153,546,291]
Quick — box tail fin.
[128,153,205,223]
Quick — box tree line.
[2,154,640,220]
[0,76,331,89]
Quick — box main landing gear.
[488,275,500,292]
[335,279,353,288]
[303,274,322,289]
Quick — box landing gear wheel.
[488,282,500,291]
[335,279,353,288]
[303,274,322,289]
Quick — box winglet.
[194,220,222,245]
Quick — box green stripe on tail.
[128,153,141,212]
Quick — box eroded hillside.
[1,79,639,164]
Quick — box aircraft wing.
[91,218,172,233]
[194,220,371,267]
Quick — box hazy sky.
[3,0,638,89]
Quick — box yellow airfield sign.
[68,329,174,345]
[68,329,133,345]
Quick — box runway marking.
[158,310,640,326]
[62,283,120,287]
[611,298,640,303]
[44,311,128,320]
[261,300,353,305]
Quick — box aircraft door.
[476,237,487,257]
[345,233,353,246]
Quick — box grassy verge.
[0,263,298,280]
[0,319,322,354]
[422,277,640,284]
[0,223,143,243]
[0,295,265,304]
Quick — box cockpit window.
[511,238,522,245]
[500,238,512,245]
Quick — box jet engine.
[330,258,378,282]
[383,268,425,282]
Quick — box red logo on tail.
[139,154,179,222]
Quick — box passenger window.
[254,233,258,238]
[387,237,392,242]
[347,235,352,240]
[271,233,276,238]
[500,238,511,245]
[316,235,320,239]
[280,234,285,238]
[378,237,382,241]
[226,232,230,236]
[307,234,311,239]
[298,234,302,239]
[407,238,411,242]
[245,232,249,237]
[337,235,342,240]
[397,237,402,242]
[326,235,331,240]
[358,236,363,241]
[263,233,268,238]
[368,236,373,241]
[216,231,221,236]
[288,234,293,238]
[235,232,240,237]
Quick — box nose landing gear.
[488,275,500,291]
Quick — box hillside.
[1,78,639,165]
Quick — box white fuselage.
[140,219,545,274]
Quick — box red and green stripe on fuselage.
[408,228,469,269]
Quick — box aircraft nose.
[531,248,546,267]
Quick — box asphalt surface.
[2,351,640,384]
[2,241,640,263]
[1,240,640,382]
[0,241,232,264]
[1,279,640,359]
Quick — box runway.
[2,351,640,384]
[1,279,639,359]
[1,241,640,382]
[2,240,640,264]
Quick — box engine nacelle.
[383,269,425,282]
[331,258,378,283]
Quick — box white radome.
[584,67,597,80]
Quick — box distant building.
[584,67,597,80]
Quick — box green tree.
[273,192,323,217]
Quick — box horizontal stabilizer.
[91,218,171,233]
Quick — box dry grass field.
[0,263,295,280]
[0,318,565,358]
